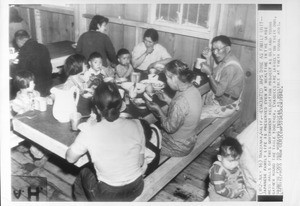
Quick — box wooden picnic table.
[12,75,210,167]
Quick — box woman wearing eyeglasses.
[132,28,172,77]
[199,35,245,119]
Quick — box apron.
[201,60,244,119]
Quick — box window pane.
[198,4,210,28]
[156,4,180,23]
[182,4,210,28]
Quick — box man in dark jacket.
[13,30,52,96]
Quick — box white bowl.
[121,82,146,94]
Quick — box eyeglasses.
[211,46,227,53]
[144,39,154,44]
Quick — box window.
[149,4,218,37]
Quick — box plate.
[151,80,165,91]
[121,82,146,94]
[115,77,127,84]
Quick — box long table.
[12,81,210,167]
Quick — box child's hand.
[233,188,245,198]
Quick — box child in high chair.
[208,137,252,201]
[115,48,133,79]
[10,70,47,164]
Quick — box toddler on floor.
[208,137,254,201]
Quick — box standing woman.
[75,15,118,68]
[146,60,202,157]
[66,82,145,201]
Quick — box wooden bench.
[134,110,241,201]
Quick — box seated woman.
[66,82,145,201]
[131,28,172,78]
[145,60,203,157]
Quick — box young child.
[10,70,47,164]
[62,54,89,94]
[85,51,115,82]
[11,70,40,114]
[115,48,133,79]
[208,137,251,201]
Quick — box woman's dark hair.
[219,137,243,159]
[143,28,159,42]
[89,15,109,31]
[13,70,35,89]
[212,35,232,46]
[63,54,86,77]
[165,60,195,83]
[10,7,23,23]
[92,82,122,122]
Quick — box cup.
[70,112,82,131]
[118,88,125,99]
[130,72,141,83]
[9,47,15,54]
[195,58,206,69]
[38,97,47,112]
[149,68,156,74]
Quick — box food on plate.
[152,80,165,90]
[133,98,147,109]
[115,77,127,84]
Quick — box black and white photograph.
[1,0,300,205]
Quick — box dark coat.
[16,39,53,96]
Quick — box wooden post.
[73,4,87,42]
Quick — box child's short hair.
[219,137,242,159]
[88,52,103,62]
[117,48,130,59]
[13,70,35,89]
[64,54,86,77]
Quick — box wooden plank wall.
[14,6,75,44]
[13,4,256,129]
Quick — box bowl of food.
[121,82,146,94]
[133,98,147,109]
[151,80,165,91]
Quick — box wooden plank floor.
[11,138,221,202]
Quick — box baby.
[10,70,47,164]
[208,137,251,201]
[11,70,40,114]
[115,48,133,79]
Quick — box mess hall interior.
[9,3,256,202]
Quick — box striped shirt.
[209,161,244,198]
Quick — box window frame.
[148,4,219,39]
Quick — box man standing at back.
[200,35,245,119]
[13,30,52,96]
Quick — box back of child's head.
[219,137,242,159]
[64,54,86,77]
[117,48,130,59]
[88,52,103,63]
[13,70,35,90]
